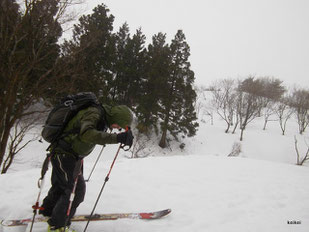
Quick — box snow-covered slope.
[1,107,309,231]
[1,153,309,232]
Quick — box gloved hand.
[116,129,134,147]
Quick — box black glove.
[116,130,134,147]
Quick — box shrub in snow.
[228,142,242,157]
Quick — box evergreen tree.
[112,25,146,107]
[61,4,116,102]
[111,23,131,103]
[136,32,170,133]
[158,30,198,148]
[124,28,147,106]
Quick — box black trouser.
[41,153,86,228]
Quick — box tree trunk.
[159,107,170,149]
[0,124,12,169]
[1,151,14,174]
[263,119,268,130]
[159,129,167,148]
[225,123,230,133]
[240,128,244,141]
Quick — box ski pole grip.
[120,126,133,151]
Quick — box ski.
[1,209,171,227]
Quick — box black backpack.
[42,92,102,144]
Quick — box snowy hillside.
[1,107,309,231]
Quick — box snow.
[1,109,309,232]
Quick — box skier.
[39,102,134,232]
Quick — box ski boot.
[47,225,76,232]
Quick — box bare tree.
[289,88,309,134]
[235,77,264,141]
[257,77,285,130]
[130,131,154,158]
[211,79,237,133]
[0,0,84,172]
[294,136,309,165]
[262,101,277,130]
[259,77,286,102]
[194,85,208,117]
[202,108,214,125]
[231,110,240,134]
[194,86,215,125]
[275,100,293,135]
[1,115,41,173]
[0,101,47,173]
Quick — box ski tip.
[163,208,172,215]
[166,208,172,216]
[156,208,172,218]
[139,208,172,219]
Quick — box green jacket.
[51,104,133,157]
[52,106,117,157]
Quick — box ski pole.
[63,159,83,231]
[85,145,105,182]
[86,130,113,182]
[83,144,122,232]
[29,154,51,232]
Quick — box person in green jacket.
[40,103,134,232]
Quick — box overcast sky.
[76,0,309,89]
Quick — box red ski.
[1,209,172,227]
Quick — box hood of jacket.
[103,104,133,129]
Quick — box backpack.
[42,92,102,144]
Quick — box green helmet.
[103,105,133,129]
